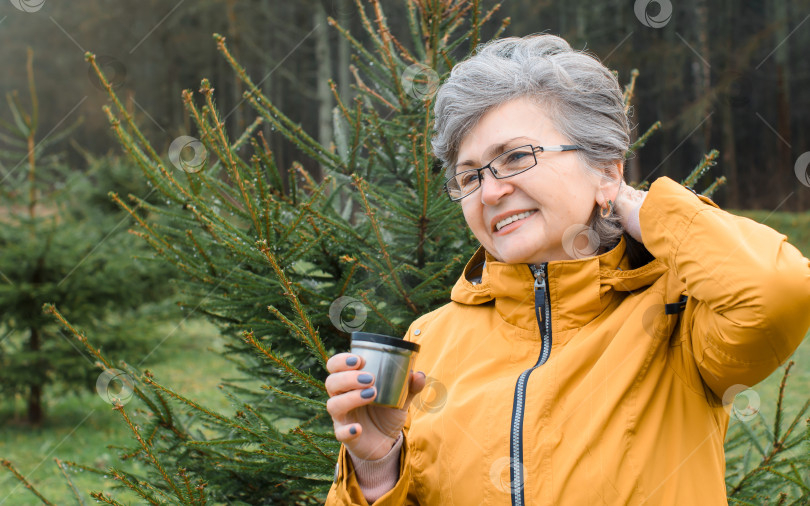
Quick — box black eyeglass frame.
[442,144,581,202]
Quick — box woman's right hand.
[326,352,426,461]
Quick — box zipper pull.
[529,263,546,291]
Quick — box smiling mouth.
[494,210,537,232]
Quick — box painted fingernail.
[349,426,357,435]
[361,387,375,399]
[346,356,358,366]
[358,373,373,384]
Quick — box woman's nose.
[479,169,514,205]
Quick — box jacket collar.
[450,237,667,334]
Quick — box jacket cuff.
[327,431,412,505]
[638,176,718,269]
[347,432,403,503]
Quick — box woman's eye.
[505,151,531,163]
[460,172,480,186]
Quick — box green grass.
[0,318,244,504]
[727,210,810,443]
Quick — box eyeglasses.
[443,144,581,202]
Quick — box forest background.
[1,0,809,211]
[1,0,810,503]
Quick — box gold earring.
[600,199,613,218]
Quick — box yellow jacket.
[327,177,810,505]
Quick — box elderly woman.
[325,35,810,505]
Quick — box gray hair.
[432,34,629,254]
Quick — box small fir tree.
[0,49,176,425]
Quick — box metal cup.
[350,332,420,409]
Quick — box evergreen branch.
[252,156,273,242]
[54,458,87,506]
[470,0,481,51]
[330,80,353,124]
[370,1,410,109]
[243,92,338,169]
[349,64,398,110]
[351,175,419,314]
[179,468,194,504]
[262,384,327,409]
[623,69,640,113]
[292,427,337,465]
[765,468,810,493]
[1,459,55,505]
[255,131,288,198]
[683,150,720,188]
[234,116,263,152]
[727,498,763,506]
[781,398,810,445]
[702,176,727,198]
[214,34,341,167]
[186,230,217,276]
[102,107,181,203]
[200,80,262,237]
[89,492,127,505]
[354,0,387,58]
[337,259,359,298]
[444,4,500,57]
[110,192,186,261]
[58,460,107,476]
[737,418,768,458]
[109,469,162,505]
[112,402,186,502]
[773,362,794,446]
[327,13,386,75]
[142,376,261,438]
[184,438,251,447]
[492,16,511,40]
[259,245,328,365]
[628,121,661,156]
[86,53,164,170]
[243,331,326,393]
[358,291,401,334]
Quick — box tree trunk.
[26,326,43,425]
[695,0,712,152]
[313,0,331,182]
[773,0,792,210]
[337,0,351,108]
[226,0,246,135]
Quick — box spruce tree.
[0,49,175,425]
[2,1,807,504]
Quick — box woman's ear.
[596,160,624,207]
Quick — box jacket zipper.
[509,263,552,506]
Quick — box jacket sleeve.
[326,414,418,505]
[638,176,810,399]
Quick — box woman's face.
[456,97,617,265]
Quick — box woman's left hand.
[612,181,647,244]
